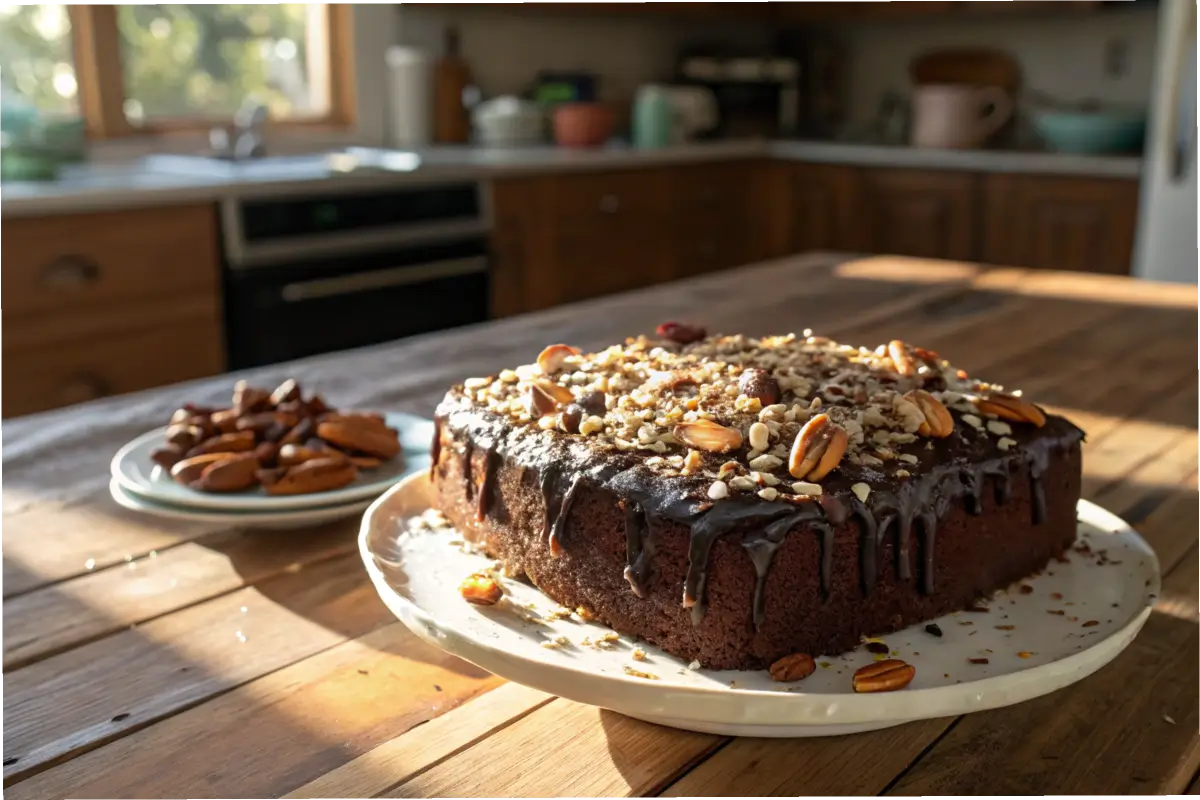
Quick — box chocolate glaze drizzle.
[476,447,498,522]
[623,502,656,598]
[436,393,1084,629]
[462,439,475,500]
[430,417,443,482]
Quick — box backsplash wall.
[838,7,1161,126]
[396,6,771,103]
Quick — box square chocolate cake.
[432,324,1084,670]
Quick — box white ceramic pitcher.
[910,84,1013,149]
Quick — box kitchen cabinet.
[488,161,781,315]
[981,173,1140,275]
[856,168,978,261]
[2,204,225,417]
[780,163,859,253]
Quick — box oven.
[220,179,491,370]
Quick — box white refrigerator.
[1133,0,1197,284]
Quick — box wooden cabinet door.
[856,168,979,261]
[783,163,860,254]
[981,174,1139,274]
[859,0,950,15]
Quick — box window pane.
[0,3,78,116]
[117,4,324,124]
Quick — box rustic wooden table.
[4,253,1198,798]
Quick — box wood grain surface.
[3,252,1196,798]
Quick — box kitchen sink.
[141,148,423,181]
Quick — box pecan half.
[973,393,1046,427]
[769,652,816,682]
[788,413,848,481]
[673,419,743,453]
[852,659,915,693]
[459,573,503,606]
[536,343,581,375]
[904,389,954,438]
[739,368,781,405]
[888,340,917,377]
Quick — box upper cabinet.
[981,174,1140,275]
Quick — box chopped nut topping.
[851,482,871,503]
[707,480,729,500]
[986,419,1013,436]
[757,487,779,501]
[792,481,823,496]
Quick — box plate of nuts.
[111,379,433,512]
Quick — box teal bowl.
[1031,110,1147,155]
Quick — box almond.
[279,417,316,447]
[164,424,198,449]
[269,378,301,405]
[192,453,260,493]
[264,457,358,496]
[210,408,241,434]
[459,573,503,606]
[232,380,271,416]
[184,431,256,458]
[316,419,401,459]
[672,419,743,453]
[524,383,561,418]
[904,389,954,438]
[150,445,185,471]
[170,453,236,485]
[973,393,1046,427]
[888,340,916,377]
[852,658,915,693]
[769,652,816,682]
[536,343,581,375]
[279,443,348,467]
[788,413,848,481]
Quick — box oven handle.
[280,256,488,302]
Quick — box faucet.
[209,99,268,160]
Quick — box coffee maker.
[676,50,801,139]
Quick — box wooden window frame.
[68,4,355,139]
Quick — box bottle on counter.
[632,84,674,149]
[434,26,472,144]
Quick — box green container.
[1031,109,1147,155]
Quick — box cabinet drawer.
[2,204,220,317]
[669,162,753,221]
[548,169,668,225]
[3,309,224,418]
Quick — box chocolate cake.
[431,325,1084,670]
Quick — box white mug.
[910,84,1013,149]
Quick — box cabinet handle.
[55,372,111,406]
[39,255,102,290]
[599,194,620,214]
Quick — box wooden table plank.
[887,543,1200,795]
[3,520,360,669]
[5,623,506,800]
[3,552,391,784]
[284,683,553,800]
[385,700,722,798]
[660,717,956,797]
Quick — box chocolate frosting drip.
[742,505,830,629]
[430,417,443,482]
[549,475,584,553]
[623,503,656,598]
[684,501,793,626]
[462,439,475,500]
[1025,442,1053,524]
[436,393,1083,627]
[538,463,564,552]
[476,447,498,522]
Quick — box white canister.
[386,46,432,148]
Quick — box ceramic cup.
[910,84,1013,149]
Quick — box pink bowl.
[552,103,615,148]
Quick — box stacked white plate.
[110,412,434,529]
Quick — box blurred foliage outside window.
[0,4,325,125]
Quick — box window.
[0,3,354,137]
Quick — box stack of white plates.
[109,412,434,529]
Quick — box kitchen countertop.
[2,252,1196,797]
[1,138,1143,217]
